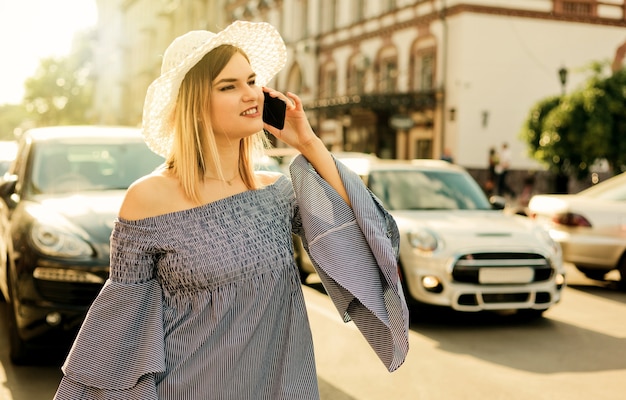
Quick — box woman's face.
[209,52,264,140]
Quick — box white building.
[93,0,626,188]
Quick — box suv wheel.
[7,301,31,364]
[6,268,32,365]
[576,266,607,281]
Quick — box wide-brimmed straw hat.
[141,20,287,157]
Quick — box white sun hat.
[141,20,287,157]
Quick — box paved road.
[308,265,626,400]
[1,264,625,399]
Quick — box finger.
[263,86,295,109]
[281,95,295,110]
[286,92,300,110]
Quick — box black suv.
[0,126,163,364]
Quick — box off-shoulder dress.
[54,155,409,400]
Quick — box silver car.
[371,160,565,317]
[528,172,626,287]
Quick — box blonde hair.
[166,44,269,204]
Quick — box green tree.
[22,28,96,126]
[0,104,30,140]
[519,95,568,192]
[520,63,626,192]
[595,68,626,174]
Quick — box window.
[368,169,491,211]
[31,141,164,194]
[348,54,368,95]
[355,0,365,22]
[327,71,337,98]
[564,1,593,15]
[416,139,432,159]
[554,0,597,17]
[320,64,338,98]
[411,37,437,91]
[378,58,398,92]
[321,0,338,32]
[414,52,435,91]
[292,0,309,40]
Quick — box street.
[309,264,626,400]
[1,263,625,399]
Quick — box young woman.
[55,21,408,399]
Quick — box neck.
[204,172,240,185]
[203,139,244,184]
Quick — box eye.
[248,78,256,86]
[219,84,235,92]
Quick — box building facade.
[93,0,626,188]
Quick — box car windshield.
[578,172,626,201]
[0,141,17,175]
[0,160,13,176]
[367,169,492,211]
[31,141,164,194]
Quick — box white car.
[528,172,626,287]
[352,159,565,317]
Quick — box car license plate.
[479,267,534,284]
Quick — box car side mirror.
[0,174,18,206]
[489,195,507,210]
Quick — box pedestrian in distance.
[495,142,515,198]
[54,20,409,400]
[440,147,454,163]
[485,146,498,195]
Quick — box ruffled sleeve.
[289,154,409,372]
[55,219,166,398]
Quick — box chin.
[248,124,265,136]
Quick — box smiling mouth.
[241,107,258,116]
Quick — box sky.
[0,0,98,105]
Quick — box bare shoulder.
[119,170,186,220]
[255,170,285,186]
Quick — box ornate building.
[93,0,626,175]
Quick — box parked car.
[0,126,164,364]
[528,172,626,288]
[299,157,565,317]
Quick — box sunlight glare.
[0,0,97,105]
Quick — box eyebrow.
[214,73,256,86]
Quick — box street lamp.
[558,67,568,96]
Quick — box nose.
[242,85,260,102]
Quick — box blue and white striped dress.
[54,155,409,399]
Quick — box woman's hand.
[261,87,350,206]
[262,87,319,152]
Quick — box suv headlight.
[30,223,93,257]
[407,228,439,252]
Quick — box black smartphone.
[263,92,286,130]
